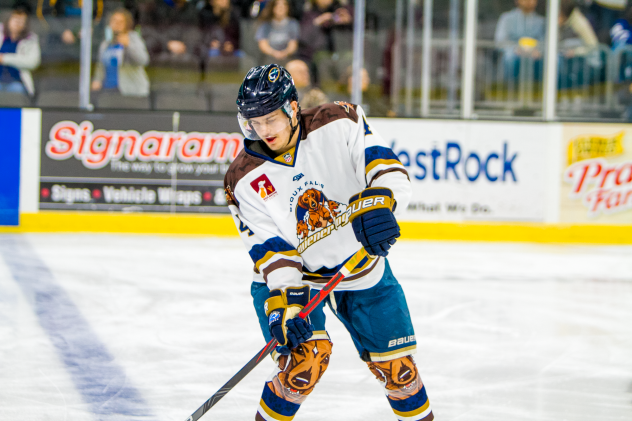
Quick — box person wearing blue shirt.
[91,8,150,97]
[494,0,546,82]
[0,5,40,97]
[610,7,632,120]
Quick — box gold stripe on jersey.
[366,158,403,175]
[256,250,301,272]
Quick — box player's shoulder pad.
[223,148,265,207]
[302,102,360,136]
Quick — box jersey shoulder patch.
[302,102,359,137]
[224,148,265,207]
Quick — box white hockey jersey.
[224,102,411,292]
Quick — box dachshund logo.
[298,188,334,231]
[250,174,277,201]
[367,356,423,401]
[295,188,347,252]
[269,340,332,404]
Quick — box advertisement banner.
[560,123,632,224]
[40,111,243,213]
[371,119,550,222]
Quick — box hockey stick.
[183,247,370,421]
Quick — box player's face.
[248,109,291,150]
[246,101,299,152]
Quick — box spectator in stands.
[586,0,626,43]
[256,0,299,65]
[610,4,632,120]
[91,8,150,97]
[301,0,352,57]
[495,0,545,51]
[286,58,328,108]
[236,0,305,20]
[332,66,389,116]
[610,4,632,50]
[0,4,40,97]
[199,0,241,57]
[558,0,599,60]
[494,0,545,80]
[140,0,202,64]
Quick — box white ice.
[1,234,631,421]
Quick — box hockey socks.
[256,384,300,421]
[367,356,434,421]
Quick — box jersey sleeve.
[225,184,304,292]
[347,105,412,215]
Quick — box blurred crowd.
[1,0,632,116]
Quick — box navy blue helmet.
[236,64,299,119]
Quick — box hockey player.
[224,63,433,421]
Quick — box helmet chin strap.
[284,107,301,149]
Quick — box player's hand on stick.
[265,285,314,354]
[348,187,400,257]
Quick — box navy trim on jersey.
[249,236,296,264]
[365,145,400,167]
[243,126,303,168]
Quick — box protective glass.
[237,101,294,140]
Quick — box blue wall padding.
[0,108,21,226]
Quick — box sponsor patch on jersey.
[268,67,280,82]
[293,173,304,182]
[250,174,278,201]
[269,311,281,325]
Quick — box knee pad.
[267,339,332,404]
[367,355,423,400]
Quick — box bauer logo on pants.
[251,174,278,201]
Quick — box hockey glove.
[265,285,314,355]
[348,187,400,257]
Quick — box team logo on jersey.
[251,174,278,201]
[268,67,280,82]
[294,187,350,253]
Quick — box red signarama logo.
[45,120,243,169]
[250,174,277,201]
[564,158,632,216]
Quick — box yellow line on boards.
[0,212,631,244]
[399,221,632,245]
[0,212,238,236]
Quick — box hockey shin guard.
[367,356,434,421]
[256,339,332,421]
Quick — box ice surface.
[0,234,631,421]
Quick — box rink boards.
[1,107,632,243]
